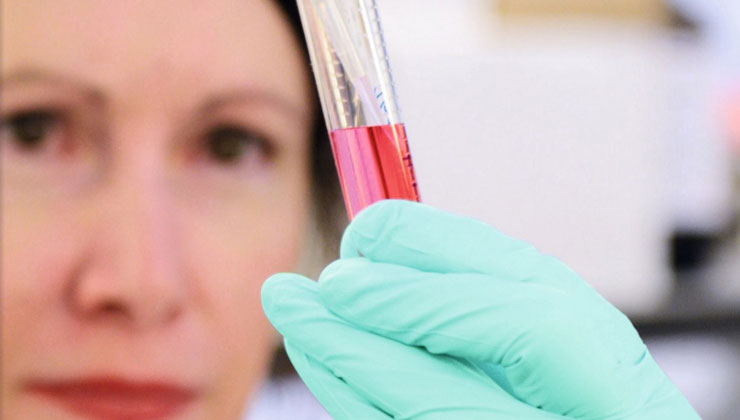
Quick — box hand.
[262,200,699,419]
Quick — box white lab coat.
[244,376,331,420]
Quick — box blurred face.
[1,1,313,419]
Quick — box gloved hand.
[262,200,700,420]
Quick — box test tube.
[296,0,420,219]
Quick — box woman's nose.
[68,158,188,330]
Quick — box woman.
[1,1,699,419]
[2,0,339,418]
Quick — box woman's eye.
[204,125,272,166]
[1,110,62,152]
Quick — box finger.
[283,340,390,420]
[261,272,558,419]
[340,200,581,289]
[318,258,648,417]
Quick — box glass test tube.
[296,0,420,220]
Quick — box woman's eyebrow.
[2,70,308,122]
[200,89,308,121]
[1,69,106,105]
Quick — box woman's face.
[1,1,313,419]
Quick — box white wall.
[376,1,732,315]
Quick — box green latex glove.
[262,200,699,420]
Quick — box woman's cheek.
[179,193,307,395]
[1,195,37,395]
[1,193,89,402]
[1,194,64,319]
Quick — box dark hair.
[276,0,346,258]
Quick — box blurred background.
[376,1,740,419]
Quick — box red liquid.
[330,124,420,220]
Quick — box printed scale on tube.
[296,0,420,219]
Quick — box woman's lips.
[25,377,198,420]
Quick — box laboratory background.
[3,1,736,419]
[371,1,740,419]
